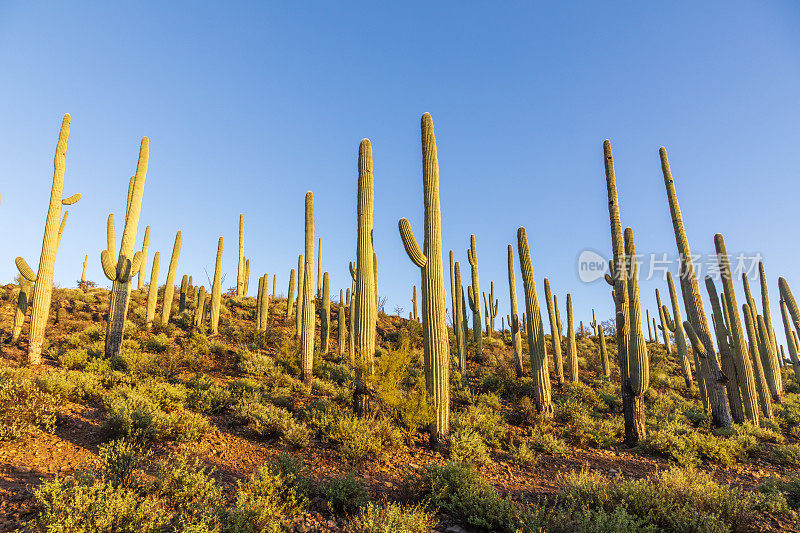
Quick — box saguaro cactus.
[507,245,524,377]
[257,274,269,332]
[715,234,759,424]
[295,254,304,338]
[160,231,182,324]
[300,192,316,386]
[646,310,653,343]
[321,272,330,352]
[145,252,160,328]
[517,227,553,416]
[455,261,467,374]
[659,146,732,428]
[706,278,745,422]
[398,113,450,448]
[663,272,694,389]
[779,298,800,385]
[286,269,296,320]
[412,285,418,321]
[485,282,498,335]
[16,114,81,364]
[101,139,148,358]
[210,237,223,334]
[194,285,206,328]
[743,303,773,420]
[317,238,322,299]
[80,255,88,290]
[179,274,188,314]
[243,259,250,296]
[137,226,150,290]
[565,294,578,383]
[759,263,779,359]
[12,280,32,343]
[338,291,346,357]
[599,326,610,378]
[757,313,782,403]
[656,289,672,354]
[624,228,649,438]
[354,139,377,413]
[467,235,483,356]
[544,278,563,386]
[237,214,245,297]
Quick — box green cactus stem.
[101,139,148,359]
[743,303,773,420]
[467,234,483,356]
[397,113,451,448]
[321,272,330,352]
[257,274,269,332]
[779,299,800,385]
[757,312,782,403]
[599,326,610,378]
[137,226,150,291]
[706,278,744,422]
[300,192,316,386]
[646,309,653,343]
[159,231,182,325]
[146,252,160,328]
[454,260,468,374]
[80,254,88,291]
[237,214,245,297]
[338,289,346,357]
[286,268,296,320]
[660,146,732,428]
[12,280,32,343]
[656,289,672,354]
[349,291,355,365]
[412,285,418,322]
[317,238,322,299]
[624,228,649,404]
[663,272,694,390]
[566,293,578,383]
[715,234,759,424]
[544,278,563,386]
[194,285,206,328]
[17,114,82,364]
[210,237,223,334]
[517,227,553,416]
[295,254,304,338]
[507,245,524,378]
[179,274,188,314]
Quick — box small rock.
[446,526,467,533]
[326,520,337,528]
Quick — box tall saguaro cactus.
[354,139,377,413]
[544,278,564,386]
[467,235,482,356]
[338,290,346,357]
[715,234,759,424]
[659,146,732,428]
[80,255,88,290]
[656,289,672,354]
[237,214,245,297]
[286,269,296,320]
[454,261,467,374]
[566,294,578,383]
[663,272,694,389]
[517,227,553,416]
[321,272,330,352]
[507,245,524,377]
[137,226,150,290]
[160,231,182,324]
[101,139,149,358]
[295,254,304,338]
[706,277,745,422]
[624,228,649,439]
[300,192,316,386]
[398,113,450,448]
[12,280,32,343]
[146,252,160,328]
[743,303,773,420]
[16,114,81,364]
[210,237,223,334]
[412,285,418,321]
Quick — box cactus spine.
[17,114,81,364]
[286,268,296,320]
[295,254,304,338]
[715,233,759,424]
[544,278,563,386]
[145,252,160,328]
[517,227,553,415]
[757,313,782,402]
[467,235,483,356]
[137,226,150,290]
[321,272,330,352]
[663,272,694,389]
[179,274,188,314]
[210,237,223,334]
[779,298,800,385]
[647,309,653,343]
[566,294,578,383]
[656,289,672,353]
[507,245,524,377]
[397,113,450,448]
[243,258,250,296]
[300,192,315,386]
[660,146,732,428]
[354,139,377,413]
[101,139,148,359]
[12,280,32,343]
[454,261,467,375]
[759,263,779,358]
[160,231,182,325]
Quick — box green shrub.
[0,375,59,440]
[37,370,104,403]
[227,463,308,530]
[156,453,224,529]
[142,333,170,354]
[58,348,90,370]
[97,439,148,488]
[450,429,490,466]
[509,442,537,467]
[328,415,401,463]
[303,399,341,436]
[349,501,434,533]
[760,474,800,510]
[529,426,568,456]
[238,348,276,376]
[324,471,369,514]
[771,444,800,466]
[104,391,208,442]
[451,404,508,448]
[185,374,231,414]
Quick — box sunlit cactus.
[146,252,160,328]
[179,274,188,314]
[137,226,150,291]
[194,285,206,328]
[80,254,88,291]
[210,237,223,334]
[566,293,577,383]
[662,272,693,389]
[743,303,773,420]
[257,274,269,332]
[338,289,346,357]
[321,272,330,353]
[160,231,182,324]
[286,268,296,320]
[467,234,482,356]
[12,280,32,343]
[397,113,450,448]
[507,245,523,377]
[237,214,245,297]
[455,261,467,375]
[295,254,304,338]
[544,278,563,386]
[100,138,148,359]
[16,114,82,364]
[300,191,316,386]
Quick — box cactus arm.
[398,218,427,267]
[56,211,69,251]
[349,261,356,281]
[62,193,81,205]
[100,249,117,280]
[106,213,115,255]
[467,286,476,311]
[130,251,143,274]
[684,321,707,358]
[663,305,675,331]
[115,257,132,283]
[15,257,37,282]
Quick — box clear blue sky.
[2,2,799,349]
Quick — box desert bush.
[58,347,90,369]
[141,333,170,353]
[0,375,59,440]
[97,438,148,489]
[37,370,104,403]
[156,453,225,529]
[227,462,308,531]
[348,501,434,533]
[185,373,231,414]
[451,404,508,448]
[104,389,208,442]
[529,425,568,456]
[450,428,490,465]
[509,442,537,467]
[327,414,402,463]
[324,471,369,514]
[303,399,341,436]
[771,444,800,466]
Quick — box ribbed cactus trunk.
[295,254,304,338]
[660,146,732,428]
[103,139,148,359]
[146,252,160,328]
[338,291,346,357]
[599,327,610,378]
[237,214,245,297]
[664,272,694,389]
[760,263,780,359]
[194,286,205,328]
[321,272,330,353]
[210,237,223,334]
[179,274,188,314]
[412,285,418,322]
[160,231,182,325]
[286,269,295,320]
[591,309,598,337]
[624,228,649,440]
[354,139,377,414]
[656,289,672,354]
[544,278,563,386]
[707,278,745,422]
[373,252,379,312]
[507,245,524,377]
[317,238,322,300]
[272,275,277,302]
[19,115,81,364]
[517,228,553,416]
[566,294,578,383]
[454,261,467,375]
[467,235,482,358]
[80,255,88,290]
[449,251,457,332]
[757,313,782,403]
[243,259,250,296]
[398,113,450,448]
[743,304,773,419]
[137,226,150,290]
[647,310,653,343]
[715,234,759,424]
[779,298,800,385]
[12,280,32,343]
[348,292,355,365]
[257,274,269,332]
[300,192,316,386]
